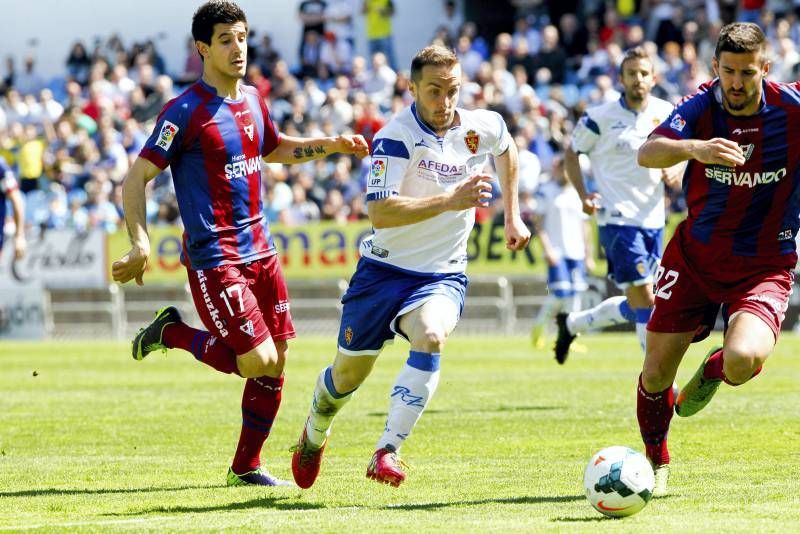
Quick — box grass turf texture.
[1,334,799,531]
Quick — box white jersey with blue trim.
[534,180,586,261]
[362,103,510,274]
[571,95,673,229]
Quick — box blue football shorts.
[337,258,468,355]
[547,258,588,298]
[598,225,663,289]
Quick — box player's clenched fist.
[692,137,745,167]
[449,174,493,210]
[112,246,149,286]
[337,135,370,159]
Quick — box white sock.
[566,296,631,334]
[634,307,653,355]
[533,295,558,328]
[569,293,582,314]
[635,322,648,353]
[305,366,355,447]
[377,351,440,452]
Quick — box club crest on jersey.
[370,157,388,187]
[464,129,479,154]
[669,114,686,132]
[235,110,255,141]
[239,320,255,337]
[344,326,353,345]
[156,120,179,151]
[740,143,755,161]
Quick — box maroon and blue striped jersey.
[140,80,280,269]
[653,79,800,261]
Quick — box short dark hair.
[410,45,459,83]
[715,22,766,59]
[620,46,652,72]
[191,1,247,45]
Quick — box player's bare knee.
[237,345,283,378]
[410,327,447,352]
[331,362,369,392]
[641,359,672,391]
[723,348,765,385]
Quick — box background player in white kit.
[554,47,682,364]
[530,156,593,349]
[290,45,530,489]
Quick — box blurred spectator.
[14,57,45,97]
[178,36,203,85]
[363,0,397,69]
[299,0,328,64]
[299,30,323,79]
[326,0,356,47]
[17,124,46,193]
[440,1,464,43]
[320,31,354,76]
[353,100,386,148]
[66,42,92,85]
[245,64,272,99]
[363,52,396,105]
[532,25,567,85]
[2,56,16,95]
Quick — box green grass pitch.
[1,334,799,531]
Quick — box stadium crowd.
[2,0,800,236]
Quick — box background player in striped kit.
[290,45,530,489]
[637,22,800,495]
[111,1,368,487]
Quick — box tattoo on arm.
[293,145,328,160]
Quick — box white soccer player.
[530,156,592,349]
[290,45,530,488]
[554,46,682,364]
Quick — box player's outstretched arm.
[8,187,26,259]
[264,134,369,164]
[639,134,745,168]
[368,174,493,228]
[494,143,531,251]
[112,157,162,286]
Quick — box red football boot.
[291,427,327,489]
[366,447,407,487]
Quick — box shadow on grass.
[107,495,324,515]
[367,405,562,417]
[0,485,219,498]
[384,494,584,510]
[553,495,675,523]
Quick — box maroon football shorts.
[187,254,296,355]
[648,233,794,341]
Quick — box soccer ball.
[583,446,655,518]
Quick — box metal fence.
[44,276,593,339]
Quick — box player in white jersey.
[290,45,530,489]
[555,47,682,363]
[530,156,592,348]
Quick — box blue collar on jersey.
[411,102,441,139]
[410,103,461,141]
[196,78,246,103]
[618,93,647,114]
